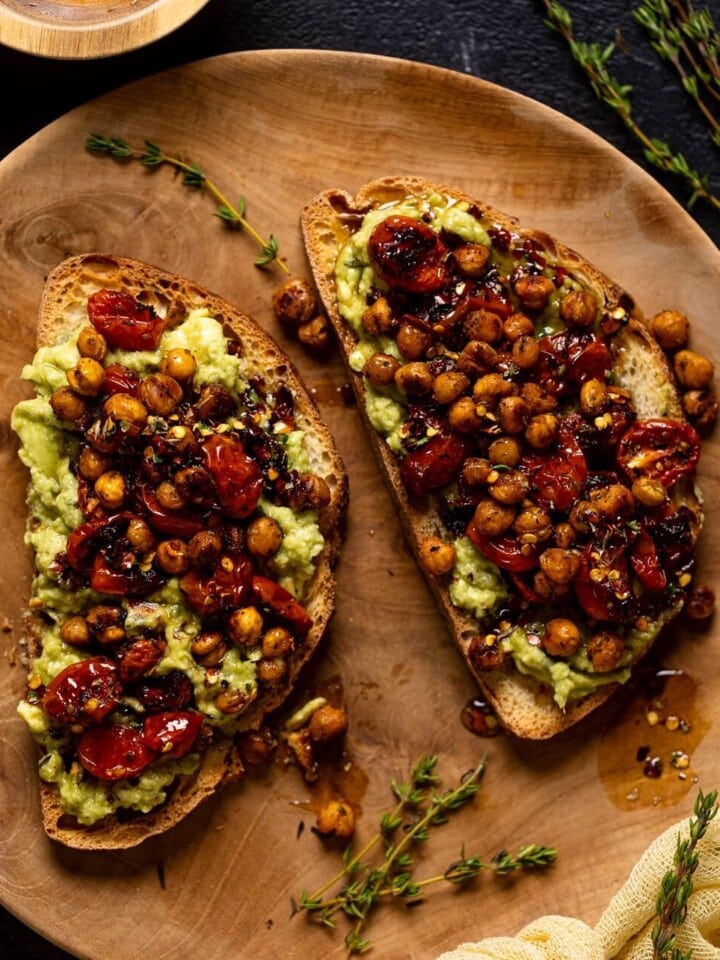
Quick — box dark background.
[1,0,718,956]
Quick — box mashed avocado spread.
[13,307,325,823]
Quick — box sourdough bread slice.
[301,176,702,740]
[17,253,348,848]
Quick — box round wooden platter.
[1,50,718,960]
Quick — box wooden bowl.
[0,0,211,59]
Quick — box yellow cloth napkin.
[436,814,720,960]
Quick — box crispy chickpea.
[237,727,277,767]
[361,296,395,335]
[77,446,110,482]
[589,483,635,519]
[467,633,507,671]
[488,469,529,505]
[503,312,534,342]
[682,389,719,432]
[67,357,105,397]
[214,688,252,715]
[94,470,126,510]
[191,632,227,666]
[316,799,355,839]
[472,372,513,407]
[579,378,608,416]
[257,657,288,684]
[631,476,667,508]
[227,606,264,647]
[262,626,294,658]
[165,423,197,453]
[458,340,498,378]
[569,500,595,534]
[60,616,90,648]
[684,584,716,620]
[521,382,558,414]
[299,474,332,510]
[139,373,184,416]
[448,396,484,434]
[525,413,558,449]
[513,505,552,542]
[76,326,107,361]
[463,308,503,344]
[394,361,434,395]
[187,530,223,567]
[363,352,400,387]
[650,309,689,351]
[497,395,528,434]
[396,321,433,360]
[156,481,186,511]
[542,618,582,657]
[587,630,625,672]
[453,242,491,277]
[488,436,521,467]
[309,704,349,742]
[673,349,715,390]
[103,392,148,426]
[539,548,581,585]
[271,276,317,327]
[126,517,156,554]
[174,465,214,505]
[297,315,330,351]
[461,457,492,487]
[160,348,197,383]
[156,539,189,575]
[246,516,284,558]
[86,605,125,645]
[559,289,597,328]
[513,273,555,311]
[432,370,470,405]
[49,386,88,422]
[471,499,516,536]
[511,335,540,370]
[554,522,576,549]
[419,535,457,576]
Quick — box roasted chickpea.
[488,469,529,505]
[497,395,528,434]
[67,357,105,396]
[76,326,107,361]
[396,321,433,360]
[419,535,456,576]
[187,530,222,567]
[156,539,189,575]
[513,273,555,311]
[467,633,507,671]
[246,516,284,558]
[361,296,395,335]
[94,470,126,510]
[525,413,558,449]
[554,522,576,549]
[262,626,294,658]
[139,373,184,416]
[77,446,110,482]
[458,340,498,378]
[472,372,513,407]
[191,632,227,666]
[462,308,503,344]
[559,289,597,328]
[453,242,491,277]
[316,799,355,839]
[542,618,582,657]
[461,457,492,487]
[165,423,198,452]
[257,657,288,684]
[309,704,349,742]
[513,505,553,542]
[448,396,484,434]
[298,474,332,510]
[103,392,148,426]
[539,548,581,585]
[521,381,558,414]
[503,312,534,342]
[271,276,317,327]
[394,361,433,395]
[432,370,470,405]
[488,436,521,467]
[214,688,252,714]
[50,386,88,422]
[471,499,516,536]
[569,500,595,534]
[227,606,264,647]
[126,517,156,554]
[236,727,277,767]
[194,384,235,421]
[297,315,330,351]
[579,378,608,416]
[60,616,90,648]
[86,605,125,645]
[85,418,121,453]
[673,349,715,390]
[684,584,716,620]
[363,352,400,387]
[156,481,186,511]
[511,335,540,370]
[589,483,635,519]
[160,348,197,383]
[650,309,689,350]
[631,476,667,508]
[587,630,625,672]
[174,465,214,504]
[682,389,719,432]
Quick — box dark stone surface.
[1,1,717,956]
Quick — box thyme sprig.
[85,133,288,273]
[540,1,720,210]
[652,787,719,960]
[294,755,557,955]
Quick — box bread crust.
[20,253,348,848]
[301,176,702,740]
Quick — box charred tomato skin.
[368,215,448,294]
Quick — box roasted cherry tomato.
[630,528,668,593]
[573,545,630,622]
[398,434,471,498]
[136,485,205,540]
[66,514,127,574]
[180,553,253,615]
[142,711,203,758]
[77,724,156,781]
[102,363,141,396]
[116,637,167,683]
[136,670,193,713]
[201,434,264,519]
[368,215,448,293]
[536,332,611,397]
[252,575,313,635]
[617,418,701,488]
[42,657,122,727]
[523,417,588,512]
[87,289,164,352]
[466,522,539,572]
[566,335,612,386]
[90,553,165,598]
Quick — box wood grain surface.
[0,50,718,960]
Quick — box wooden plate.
[0,0,210,59]
[1,50,718,960]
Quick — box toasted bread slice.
[301,176,702,739]
[15,253,348,848]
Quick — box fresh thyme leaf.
[84,132,289,273]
